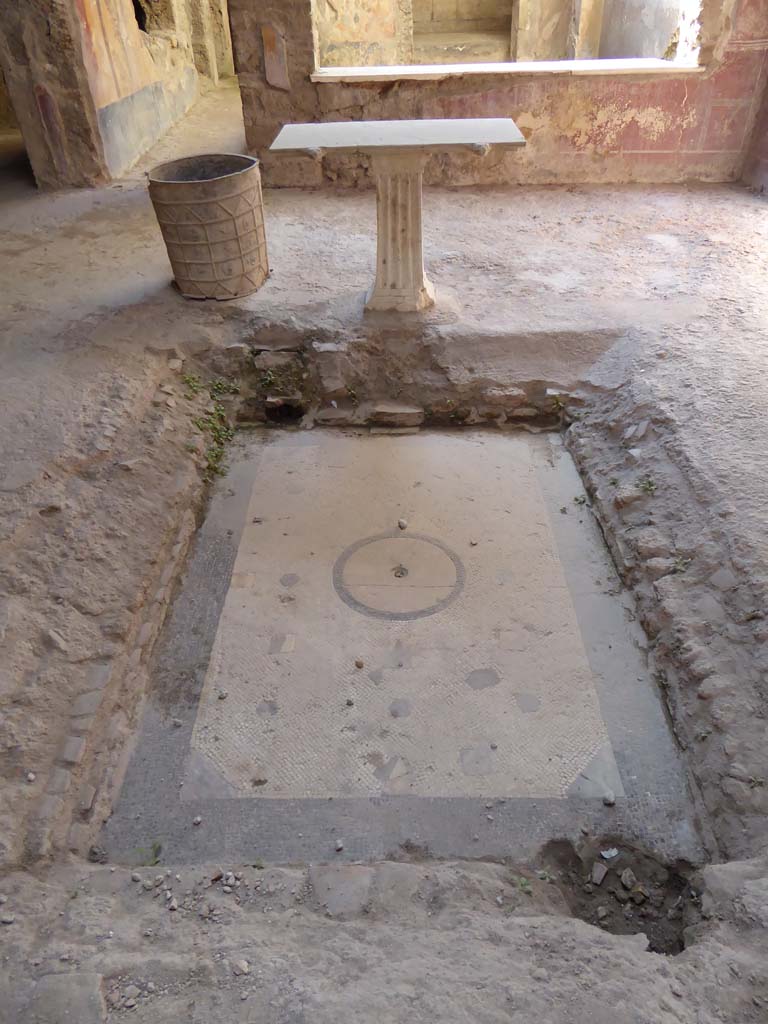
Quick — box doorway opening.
[0,68,35,195]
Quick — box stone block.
[60,736,86,766]
[47,768,73,795]
[86,662,113,692]
[370,426,420,435]
[252,351,302,372]
[0,461,42,492]
[71,691,102,719]
[67,822,91,854]
[709,567,738,590]
[224,343,251,359]
[23,972,105,1024]
[137,622,154,648]
[179,328,216,355]
[36,794,63,823]
[315,406,356,426]
[78,784,97,815]
[146,341,183,358]
[316,352,347,399]
[370,402,424,427]
[483,387,526,408]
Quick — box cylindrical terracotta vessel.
[148,153,268,300]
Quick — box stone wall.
[0,69,18,130]
[413,0,513,35]
[231,0,768,188]
[744,78,768,192]
[315,0,414,66]
[0,0,234,188]
[0,0,107,188]
[76,0,199,177]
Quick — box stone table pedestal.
[367,151,435,312]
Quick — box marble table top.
[270,118,526,154]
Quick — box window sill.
[310,57,705,84]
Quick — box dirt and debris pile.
[1,856,767,1023]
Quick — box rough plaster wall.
[744,75,768,191]
[0,0,107,188]
[186,0,219,81]
[211,0,236,77]
[516,0,573,60]
[599,0,680,58]
[77,0,199,175]
[414,0,513,34]
[230,0,767,188]
[698,0,740,63]
[138,0,192,36]
[0,69,18,130]
[315,0,412,66]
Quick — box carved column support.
[365,151,435,313]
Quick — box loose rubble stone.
[591,862,608,886]
[193,816,202,826]
[398,519,408,530]
[44,628,68,652]
[233,959,251,976]
[602,790,616,807]
[631,886,649,905]
[621,868,637,890]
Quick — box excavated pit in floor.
[103,428,706,868]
